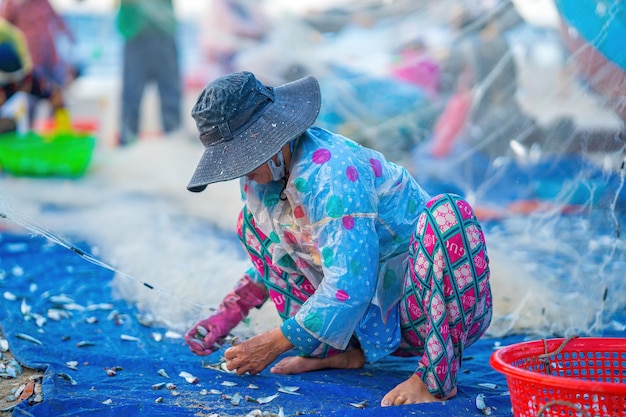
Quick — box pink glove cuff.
[185,276,267,356]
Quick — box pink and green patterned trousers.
[237,193,492,397]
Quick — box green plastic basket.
[0,131,96,177]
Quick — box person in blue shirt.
[116,0,182,145]
[184,71,493,406]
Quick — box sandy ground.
[0,330,43,415]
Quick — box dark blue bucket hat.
[187,71,321,192]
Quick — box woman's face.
[245,160,274,184]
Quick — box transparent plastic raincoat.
[242,126,431,361]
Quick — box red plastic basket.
[490,337,626,417]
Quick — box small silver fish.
[33,314,46,328]
[230,392,242,406]
[62,303,86,311]
[349,400,367,409]
[475,393,492,416]
[178,371,199,384]
[256,393,279,405]
[86,303,114,311]
[48,294,74,304]
[15,333,43,346]
[277,383,301,395]
[3,291,17,301]
[164,330,182,339]
[8,359,22,376]
[58,373,77,385]
[157,369,169,378]
[120,334,141,342]
[14,383,26,399]
[196,325,208,337]
[20,299,31,316]
[47,308,72,321]
[188,338,204,347]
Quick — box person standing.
[116,0,182,146]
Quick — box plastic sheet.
[1,232,624,416]
[0,232,518,417]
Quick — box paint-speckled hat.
[187,71,321,192]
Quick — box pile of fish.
[0,335,43,412]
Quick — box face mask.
[266,140,296,182]
[266,150,286,182]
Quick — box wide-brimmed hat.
[187,71,321,192]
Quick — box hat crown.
[187,72,321,191]
[191,71,274,146]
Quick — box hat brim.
[187,75,321,192]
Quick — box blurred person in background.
[390,38,441,99]
[201,0,268,77]
[116,0,182,146]
[433,1,544,158]
[0,0,74,124]
[0,17,63,134]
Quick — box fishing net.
[234,0,626,338]
[1,0,624,340]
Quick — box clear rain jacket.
[242,127,430,362]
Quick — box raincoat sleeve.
[280,150,381,353]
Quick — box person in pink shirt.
[0,0,74,119]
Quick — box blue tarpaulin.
[0,231,520,417]
[1,230,624,417]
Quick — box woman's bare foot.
[381,374,457,406]
[270,348,365,374]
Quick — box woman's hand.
[184,318,223,356]
[224,327,294,375]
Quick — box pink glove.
[185,275,267,356]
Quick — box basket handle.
[537,400,591,417]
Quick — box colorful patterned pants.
[396,194,492,396]
[237,193,492,397]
